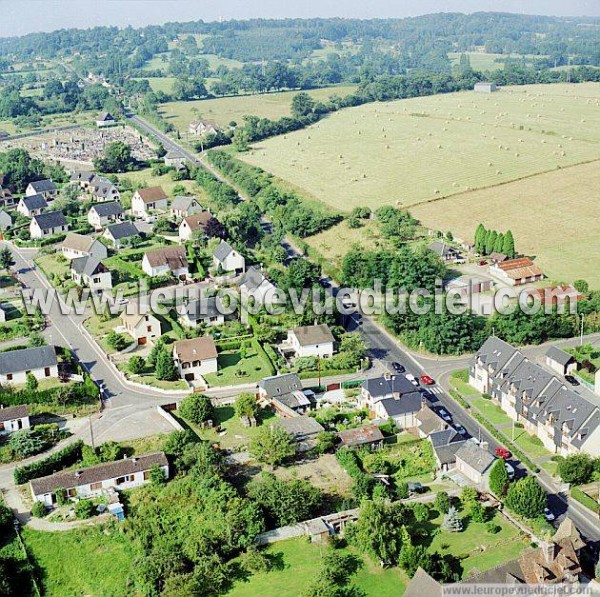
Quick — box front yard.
[204,344,274,387]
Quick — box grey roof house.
[0,346,58,383]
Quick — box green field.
[159,85,357,131]
[448,52,542,71]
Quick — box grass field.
[448,52,541,71]
[159,85,357,131]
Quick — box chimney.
[384,371,391,381]
[541,540,557,564]
[75,470,82,478]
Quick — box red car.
[420,374,435,386]
[495,446,512,460]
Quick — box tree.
[232,127,250,152]
[128,355,145,375]
[0,504,13,529]
[505,476,547,519]
[460,486,478,508]
[249,425,295,466]
[399,543,430,577]
[178,394,213,425]
[155,345,178,381]
[435,491,451,514]
[489,458,510,497]
[149,464,166,486]
[474,224,487,254]
[94,141,135,173]
[234,392,259,419]
[502,230,516,258]
[303,550,363,597]
[441,506,463,532]
[29,332,46,347]
[411,502,430,523]
[0,247,13,271]
[25,372,38,392]
[8,429,44,457]
[31,501,47,518]
[470,502,487,523]
[74,499,95,519]
[557,454,594,485]
[106,330,128,351]
[315,431,337,454]
[291,92,315,118]
[573,279,589,294]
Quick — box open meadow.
[159,85,357,131]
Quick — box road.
[125,113,600,541]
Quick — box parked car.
[564,375,580,386]
[420,374,435,385]
[391,362,406,374]
[405,373,419,387]
[505,462,515,480]
[495,446,512,460]
[543,507,556,522]
[407,482,424,495]
[454,424,467,436]
[438,408,452,422]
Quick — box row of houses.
[470,337,600,455]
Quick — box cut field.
[411,159,600,288]
[241,83,600,214]
[159,85,357,131]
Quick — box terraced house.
[470,337,600,456]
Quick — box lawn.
[204,345,274,387]
[159,85,357,131]
[513,429,553,460]
[35,253,70,282]
[225,537,408,597]
[22,525,134,597]
[133,76,177,94]
[469,396,514,426]
[117,167,199,198]
[448,52,540,72]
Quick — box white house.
[96,112,117,128]
[88,202,124,230]
[29,211,69,239]
[0,405,31,435]
[164,150,186,169]
[103,221,140,248]
[60,233,108,261]
[170,196,202,219]
[0,346,58,384]
[189,120,220,137]
[455,443,495,490]
[90,178,120,202]
[178,212,213,242]
[238,266,278,308]
[0,210,12,230]
[31,452,169,506]
[141,246,189,279]
[213,240,245,274]
[173,337,218,381]
[131,187,168,219]
[121,310,162,345]
[70,170,96,190]
[283,324,335,359]
[17,194,47,217]
[489,257,544,287]
[70,256,112,291]
[178,297,225,329]
[26,179,57,200]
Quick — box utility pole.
[580,314,585,346]
[89,416,95,451]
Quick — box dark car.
[391,362,405,373]
[565,375,580,386]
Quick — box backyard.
[204,343,275,387]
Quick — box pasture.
[412,159,600,288]
[159,85,357,130]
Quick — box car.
[438,408,452,422]
[391,362,406,374]
[420,374,435,385]
[407,482,423,495]
[478,259,487,266]
[495,446,512,460]
[117,298,129,306]
[454,425,467,436]
[405,373,419,387]
[505,462,515,480]
[564,375,580,386]
[543,507,556,522]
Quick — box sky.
[1,0,599,38]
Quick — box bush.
[14,440,83,484]
[486,522,501,534]
[178,394,214,426]
[31,501,47,518]
[128,355,146,375]
[0,504,13,528]
[74,500,95,519]
[557,454,594,485]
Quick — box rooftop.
[0,346,57,376]
[174,336,218,363]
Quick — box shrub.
[31,501,47,518]
[0,504,12,528]
[128,355,145,375]
[74,500,95,519]
[396,482,409,499]
[557,454,594,485]
[178,394,214,426]
[14,440,84,484]
[435,491,451,514]
[486,522,501,534]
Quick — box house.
[70,256,112,291]
[415,406,448,438]
[489,257,544,286]
[454,442,495,489]
[17,194,47,217]
[164,150,186,169]
[445,275,493,299]
[258,373,312,415]
[178,212,213,241]
[275,417,324,444]
[26,179,57,200]
[173,337,218,381]
[70,170,96,189]
[359,374,422,429]
[338,425,384,450]
[189,120,220,137]
[426,241,463,263]
[178,297,225,328]
[121,310,162,345]
[470,337,600,455]
[0,186,14,209]
[429,429,466,472]
[0,304,7,323]
[0,210,12,230]
[88,201,124,230]
[474,81,498,93]
[60,233,107,261]
[545,347,577,376]
[96,112,116,128]
[141,246,189,279]
[238,266,278,307]
[213,240,245,274]
[282,324,335,359]
[0,345,58,384]
[90,177,120,202]
[131,187,168,219]
[31,452,169,506]
[170,196,202,219]
[30,211,68,239]
[103,221,140,248]
[404,568,443,597]
[0,405,31,435]
[489,252,508,264]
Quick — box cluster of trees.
[475,224,516,258]
[555,453,600,485]
[5,423,64,460]
[0,148,66,193]
[147,339,178,381]
[93,141,141,173]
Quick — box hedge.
[571,487,600,514]
[252,339,276,375]
[14,440,84,484]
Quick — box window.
[44,367,50,377]
[6,374,12,381]
[143,470,151,480]
[90,482,102,491]
[116,475,134,485]
[67,488,77,497]
[147,326,152,332]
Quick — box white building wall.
[0,364,58,384]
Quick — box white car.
[543,508,555,522]
[405,373,419,387]
[505,462,515,480]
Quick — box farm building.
[489,257,544,286]
[474,82,498,93]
